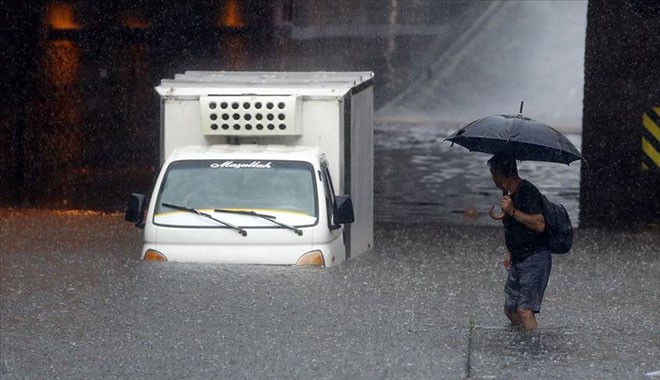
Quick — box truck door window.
[155,160,318,226]
[321,164,337,227]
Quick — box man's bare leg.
[517,308,538,330]
[505,307,537,330]
[504,307,522,326]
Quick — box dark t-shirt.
[503,180,548,263]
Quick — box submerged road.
[1,209,658,379]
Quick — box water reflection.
[470,326,574,378]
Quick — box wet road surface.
[2,209,658,379]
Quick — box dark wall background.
[1,0,293,210]
[0,0,488,211]
[580,0,660,228]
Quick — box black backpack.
[541,194,573,254]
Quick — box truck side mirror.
[333,195,355,225]
[125,193,147,228]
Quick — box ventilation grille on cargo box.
[200,95,301,136]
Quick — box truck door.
[320,160,349,256]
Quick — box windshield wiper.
[162,203,247,236]
[214,209,303,236]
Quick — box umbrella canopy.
[445,114,583,165]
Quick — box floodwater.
[1,210,658,379]
[374,120,582,226]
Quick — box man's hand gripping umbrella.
[488,192,511,221]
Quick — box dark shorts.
[504,250,552,314]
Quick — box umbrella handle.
[488,205,506,220]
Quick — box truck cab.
[127,145,354,266]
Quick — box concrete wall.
[580,0,660,228]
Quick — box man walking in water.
[488,152,551,331]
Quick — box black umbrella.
[445,105,583,165]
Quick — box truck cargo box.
[153,71,374,259]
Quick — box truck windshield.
[155,160,318,219]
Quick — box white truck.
[125,71,374,267]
